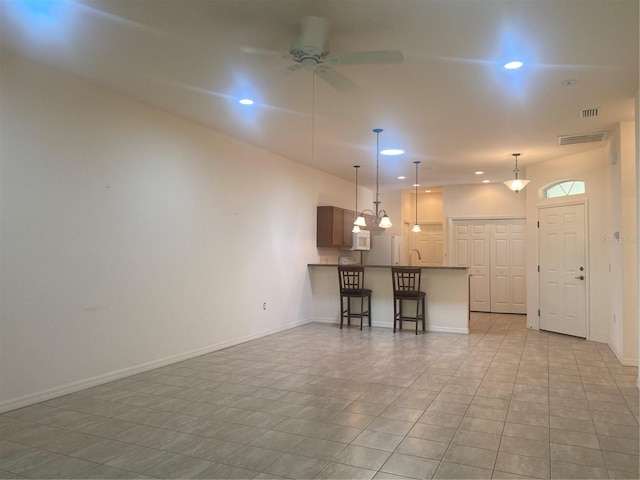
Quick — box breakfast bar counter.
[308,264,470,333]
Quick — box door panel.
[539,204,587,337]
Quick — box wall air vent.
[558,131,608,146]
[580,107,599,118]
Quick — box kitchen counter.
[308,263,467,270]
[308,264,470,333]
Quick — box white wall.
[442,183,527,265]
[0,51,364,411]
[525,148,611,344]
[606,121,638,366]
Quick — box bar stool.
[392,267,426,335]
[338,266,372,330]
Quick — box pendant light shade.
[353,128,393,229]
[504,153,529,193]
[412,161,421,233]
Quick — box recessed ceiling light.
[504,61,523,70]
[238,98,254,105]
[483,180,491,183]
[561,79,578,87]
[424,190,431,193]
[475,171,484,175]
[397,176,406,180]
[413,183,420,187]
[380,149,404,156]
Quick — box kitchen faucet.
[409,249,422,266]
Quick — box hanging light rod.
[412,161,421,233]
[503,153,530,193]
[354,128,392,229]
[352,165,361,233]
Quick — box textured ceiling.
[1,0,637,190]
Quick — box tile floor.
[0,313,638,479]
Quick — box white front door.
[539,204,587,337]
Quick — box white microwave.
[352,229,371,251]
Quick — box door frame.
[537,200,590,339]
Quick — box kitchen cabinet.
[317,206,355,249]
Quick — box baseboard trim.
[0,318,314,414]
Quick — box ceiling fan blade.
[315,67,357,91]
[240,45,287,58]
[325,50,404,65]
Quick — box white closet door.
[509,219,527,314]
[454,218,526,314]
[491,222,511,313]
[490,219,527,313]
[469,222,491,312]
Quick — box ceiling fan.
[285,16,404,86]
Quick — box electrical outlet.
[263,302,267,310]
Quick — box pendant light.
[352,165,361,233]
[412,161,421,233]
[353,128,392,229]
[504,153,529,193]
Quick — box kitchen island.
[308,264,470,333]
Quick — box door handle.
[574,275,585,280]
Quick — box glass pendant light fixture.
[412,161,421,233]
[504,153,529,193]
[352,165,361,233]
[353,128,392,229]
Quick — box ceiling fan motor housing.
[289,16,330,65]
[289,37,329,64]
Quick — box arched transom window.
[544,180,585,199]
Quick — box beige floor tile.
[333,445,391,470]
[549,429,599,450]
[4,316,639,480]
[314,461,376,479]
[288,437,346,460]
[499,435,549,459]
[443,444,497,470]
[196,462,259,479]
[452,429,501,451]
[380,452,439,479]
[597,434,640,456]
[408,423,456,443]
[550,443,605,468]
[434,461,492,479]
[550,460,606,479]
[495,452,550,479]
[263,453,328,478]
[602,450,640,474]
[396,437,448,460]
[350,430,402,452]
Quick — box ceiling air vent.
[558,131,608,146]
[580,107,599,118]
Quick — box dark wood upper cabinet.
[317,206,354,249]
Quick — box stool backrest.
[392,267,422,293]
[338,266,365,292]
